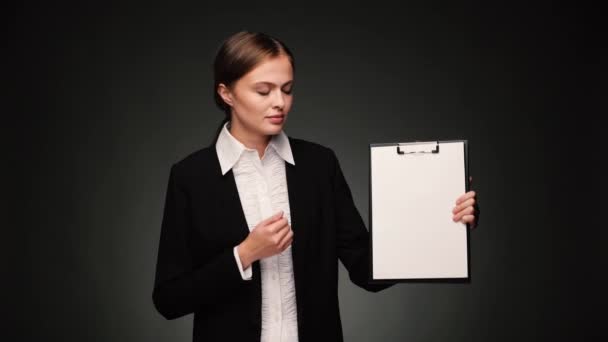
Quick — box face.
[218,54,294,140]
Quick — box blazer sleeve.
[329,149,396,292]
[152,163,248,320]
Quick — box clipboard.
[369,140,471,283]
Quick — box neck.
[228,119,271,159]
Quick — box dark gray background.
[11,3,605,341]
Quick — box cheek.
[235,93,266,113]
[284,96,294,111]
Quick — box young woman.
[152,30,478,342]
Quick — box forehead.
[242,54,293,84]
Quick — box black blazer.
[152,136,395,342]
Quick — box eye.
[282,85,294,94]
[257,91,270,96]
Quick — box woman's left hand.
[452,188,478,228]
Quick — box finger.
[273,223,291,242]
[269,218,289,233]
[453,206,475,222]
[262,210,284,224]
[452,198,476,214]
[456,191,476,205]
[278,229,294,250]
[256,211,284,230]
[264,216,287,232]
[461,214,476,226]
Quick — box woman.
[152,30,478,342]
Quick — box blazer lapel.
[286,162,310,276]
[285,144,317,330]
[213,154,263,328]
[218,168,254,243]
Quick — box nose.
[272,89,285,109]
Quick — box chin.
[263,124,284,135]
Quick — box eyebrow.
[253,81,293,87]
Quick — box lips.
[267,114,285,124]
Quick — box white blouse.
[215,121,299,342]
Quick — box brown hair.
[211,31,295,143]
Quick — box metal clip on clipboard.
[396,141,440,155]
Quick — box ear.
[217,83,234,107]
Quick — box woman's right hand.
[237,211,293,269]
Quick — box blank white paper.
[371,141,468,280]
